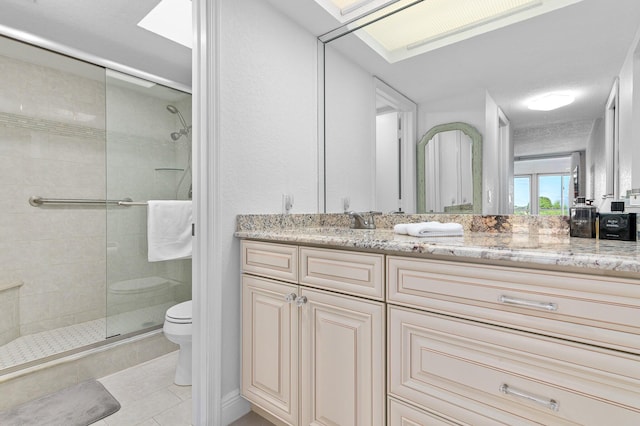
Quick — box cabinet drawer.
[388,398,461,426]
[300,247,384,300]
[387,256,640,354]
[388,306,640,425]
[242,241,298,283]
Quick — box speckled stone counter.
[235,214,640,275]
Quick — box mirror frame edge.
[417,121,483,214]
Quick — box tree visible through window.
[538,174,570,215]
[514,174,569,215]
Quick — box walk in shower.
[0,35,192,374]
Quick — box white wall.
[418,91,485,137]
[325,45,375,212]
[219,0,318,406]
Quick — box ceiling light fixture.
[405,0,542,51]
[340,0,375,15]
[527,92,575,111]
[352,0,584,63]
[137,0,192,49]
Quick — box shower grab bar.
[29,196,147,207]
[117,200,149,206]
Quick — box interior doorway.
[374,78,417,213]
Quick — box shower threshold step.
[0,302,175,371]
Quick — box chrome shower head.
[166,104,190,130]
[167,104,191,141]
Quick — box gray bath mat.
[0,379,120,426]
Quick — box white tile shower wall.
[0,51,108,337]
[0,284,21,345]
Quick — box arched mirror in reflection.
[417,122,482,214]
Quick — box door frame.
[374,77,417,213]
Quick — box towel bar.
[29,196,147,207]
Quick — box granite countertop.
[235,226,640,275]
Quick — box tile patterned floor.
[95,351,192,426]
[95,352,273,425]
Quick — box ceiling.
[269,0,640,130]
[1,0,639,131]
[0,0,192,89]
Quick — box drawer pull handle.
[499,384,559,411]
[284,293,297,303]
[295,295,308,307]
[499,295,558,312]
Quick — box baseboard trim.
[222,389,250,425]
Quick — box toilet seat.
[165,300,192,324]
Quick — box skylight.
[138,0,192,49]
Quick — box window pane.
[514,176,531,215]
[538,174,570,216]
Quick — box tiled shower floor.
[0,302,175,371]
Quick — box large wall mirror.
[321,0,640,215]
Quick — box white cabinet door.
[300,287,385,426]
[242,275,299,425]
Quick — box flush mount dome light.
[527,92,575,111]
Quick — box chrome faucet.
[347,211,382,229]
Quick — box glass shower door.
[105,70,192,338]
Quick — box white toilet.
[163,300,192,386]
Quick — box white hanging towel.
[399,221,464,237]
[147,200,193,262]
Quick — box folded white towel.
[147,200,193,262]
[393,223,410,234]
[400,221,464,237]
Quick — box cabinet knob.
[295,295,308,307]
[284,293,297,303]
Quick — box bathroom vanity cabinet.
[241,241,385,426]
[240,239,640,425]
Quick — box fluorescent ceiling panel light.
[138,0,192,49]
[405,0,542,50]
[527,92,575,111]
[340,0,375,15]
[355,0,583,63]
[108,70,156,88]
